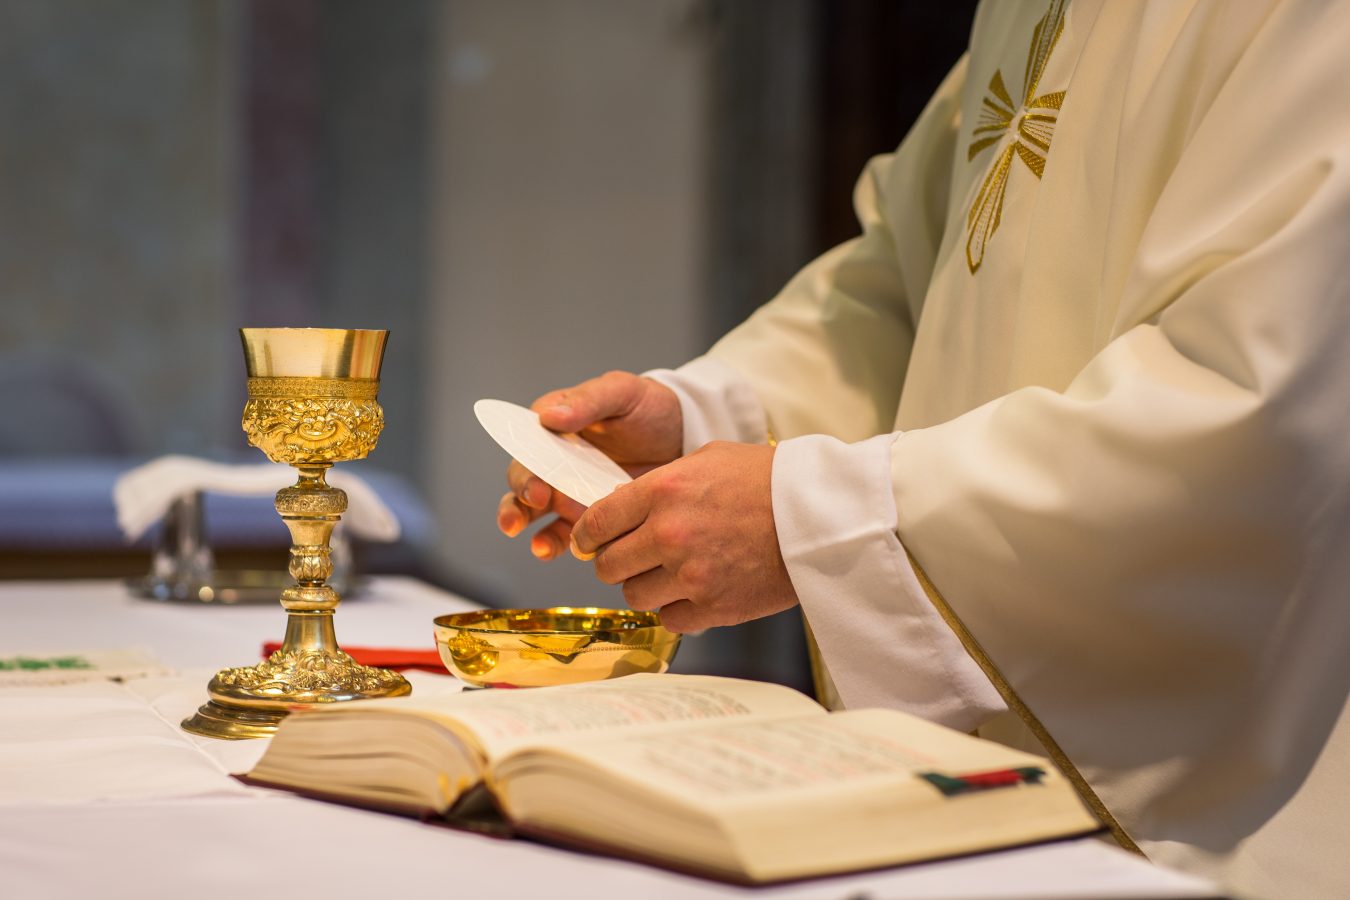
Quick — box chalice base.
[181,700,289,740]
[181,612,411,740]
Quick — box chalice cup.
[182,328,411,740]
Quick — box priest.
[496,1,1350,896]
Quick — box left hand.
[496,372,683,561]
[569,441,800,632]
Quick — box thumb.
[532,371,643,433]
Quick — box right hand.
[496,371,683,560]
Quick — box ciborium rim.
[433,607,667,636]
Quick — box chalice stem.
[276,463,344,655]
[279,610,339,655]
[276,463,344,613]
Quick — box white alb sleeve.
[774,432,1006,731]
[648,356,1006,730]
[644,356,769,453]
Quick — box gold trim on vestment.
[906,550,1143,855]
[802,618,835,708]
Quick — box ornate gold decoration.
[965,0,1068,274]
[275,485,348,517]
[183,328,410,740]
[246,376,379,400]
[242,396,384,465]
[214,647,405,696]
[288,544,334,583]
[446,632,499,678]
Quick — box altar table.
[0,578,1219,899]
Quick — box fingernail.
[531,535,554,559]
[570,535,596,562]
[500,512,523,538]
[545,403,573,416]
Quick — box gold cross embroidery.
[965,0,1068,274]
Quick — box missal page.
[518,708,1049,802]
[385,673,824,757]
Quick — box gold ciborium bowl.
[433,608,681,689]
[181,328,411,740]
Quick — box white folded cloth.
[113,455,401,543]
[0,668,253,805]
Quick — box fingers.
[618,566,682,612]
[571,482,649,556]
[591,527,664,585]
[569,534,596,562]
[531,371,643,434]
[497,493,578,561]
[496,492,531,537]
[503,461,586,525]
[530,517,574,561]
[496,465,551,539]
[655,599,702,633]
[507,460,552,511]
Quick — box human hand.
[496,371,683,560]
[569,441,799,632]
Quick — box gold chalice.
[182,328,411,740]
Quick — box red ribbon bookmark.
[919,766,1046,796]
[261,642,448,674]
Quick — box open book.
[242,673,1100,884]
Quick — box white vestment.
[649,1,1350,897]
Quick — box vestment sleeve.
[703,58,968,444]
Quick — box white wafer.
[474,399,631,507]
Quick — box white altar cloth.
[0,578,1218,899]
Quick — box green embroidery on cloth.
[0,655,93,671]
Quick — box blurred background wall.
[0,0,976,690]
[0,0,238,457]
